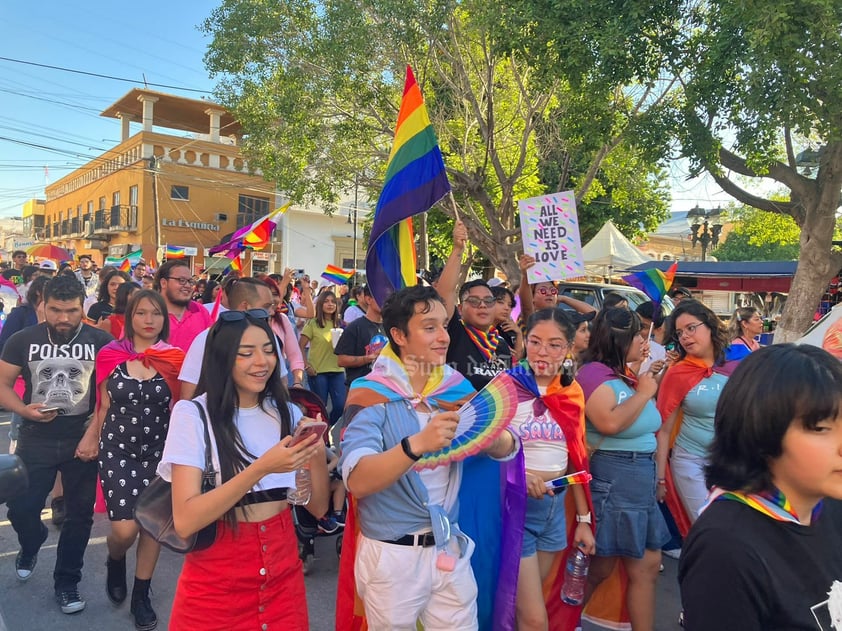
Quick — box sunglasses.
[462,296,496,308]
[536,287,558,296]
[218,309,270,322]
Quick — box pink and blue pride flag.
[622,261,678,306]
[365,65,451,307]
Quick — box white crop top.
[508,388,569,474]
[157,394,302,492]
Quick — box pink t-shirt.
[168,301,213,352]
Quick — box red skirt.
[170,510,308,631]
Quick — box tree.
[711,206,801,262]
[508,0,842,340]
[673,0,842,340]
[201,0,671,282]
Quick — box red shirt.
[168,301,213,351]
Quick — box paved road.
[0,411,683,630]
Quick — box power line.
[0,56,212,95]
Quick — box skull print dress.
[98,362,172,521]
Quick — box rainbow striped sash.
[461,321,500,361]
[704,486,823,525]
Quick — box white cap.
[487,278,505,287]
[39,260,57,271]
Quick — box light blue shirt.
[674,372,729,457]
[585,378,661,453]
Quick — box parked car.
[556,281,675,314]
[795,303,842,358]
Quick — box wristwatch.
[575,512,592,524]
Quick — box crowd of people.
[0,230,839,631]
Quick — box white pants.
[670,444,709,522]
[355,534,478,631]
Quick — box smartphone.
[288,420,327,447]
[664,341,677,352]
[39,406,61,414]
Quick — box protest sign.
[518,191,584,284]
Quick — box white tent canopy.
[581,220,650,274]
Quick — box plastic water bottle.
[287,466,311,505]
[560,549,590,605]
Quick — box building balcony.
[91,205,138,235]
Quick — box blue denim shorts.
[521,488,568,557]
[589,450,670,559]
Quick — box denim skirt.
[589,450,671,559]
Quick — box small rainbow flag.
[365,65,451,307]
[226,250,242,273]
[321,265,354,286]
[165,245,186,259]
[118,258,131,273]
[544,470,593,491]
[621,261,678,306]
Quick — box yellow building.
[22,199,46,241]
[44,89,279,272]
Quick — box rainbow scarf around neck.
[461,320,501,361]
[357,342,474,409]
[704,486,823,525]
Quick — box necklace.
[47,323,83,347]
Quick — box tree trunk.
[775,198,840,342]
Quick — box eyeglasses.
[165,276,195,287]
[526,337,569,354]
[536,287,558,296]
[462,296,496,308]
[675,321,705,339]
[218,309,270,322]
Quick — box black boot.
[105,556,127,605]
[130,578,157,631]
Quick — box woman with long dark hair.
[506,308,595,630]
[159,310,329,629]
[656,300,736,533]
[299,290,346,425]
[576,308,670,630]
[96,282,138,339]
[94,290,185,630]
[87,270,130,322]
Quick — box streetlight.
[688,205,723,261]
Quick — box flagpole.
[448,191,461,222]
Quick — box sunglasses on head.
[218,308,270,322]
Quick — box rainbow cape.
[321,265,354,286]
[621,261,677,305]
[365,65,451,308]
[336,344,475,631]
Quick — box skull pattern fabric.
[98,362,172,521]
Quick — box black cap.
[670,287,692,298]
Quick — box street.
[0,411,682,630]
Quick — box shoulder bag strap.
[192,400,217,487]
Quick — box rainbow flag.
[365,65,451,307]
[105,250,143,272]
[165,244,186,259]
[621,261,678,306]
[226,250,242,273]
[321,265,354,286]
[209,202,291,256]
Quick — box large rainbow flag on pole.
[365,65,451,307]
[621,261,678,306]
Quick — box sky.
[0,1,733,222]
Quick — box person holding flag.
[438,221,514,390]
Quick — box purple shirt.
[168,301,213,352]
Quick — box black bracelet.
[400,436,421,461]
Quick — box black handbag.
[134,401,218,554]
